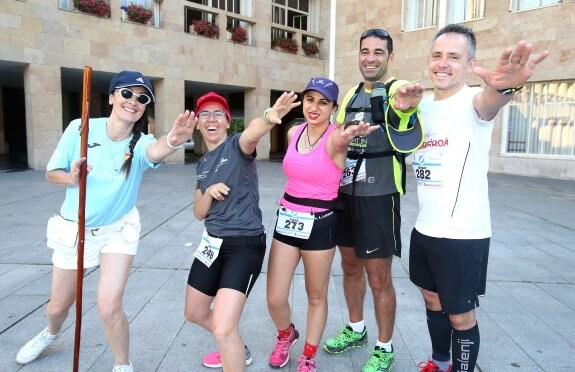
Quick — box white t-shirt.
[411,85,493,239]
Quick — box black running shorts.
[273,209,337,251]
[187,233,266,297]
[409,228,490,314]
[335,192,401,258]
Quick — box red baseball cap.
[195,92,231,121]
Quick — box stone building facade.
[1,0,574,179]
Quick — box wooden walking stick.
[74,66,91,372]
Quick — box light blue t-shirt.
[47,117,159,227]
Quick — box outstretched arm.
[146,110,197,163]
[328,121,380,169]
[239,91,300,155]
[391,82,425,112]
[473,41,549,120]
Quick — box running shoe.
[297,356,316,372]
[322,325,368,354]
[418,358,452,372]
[269,323,300,368]
[16,327,59,364]
[112,361,133,372]
[202,345,252,368]
[362,346,395,372]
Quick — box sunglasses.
[117,88,152,105]
[360,29,390,40]
[198,110,227,120]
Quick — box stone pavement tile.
[492,312,575,369]
[2,163,575,371]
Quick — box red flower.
[73,0,111,18]
[192,19,219,38]
[126,3,153,24]
[227,27,248,43]
[272,37,298,54]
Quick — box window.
[187,0,252,16]
[272,0,310,31]
[503,82,575,157]
[447,0,485,23]
[509,0,562,12]
[402,0,437,31]
[121,0,159,26]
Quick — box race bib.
[412,152,446,188]
[275,207,315,239]
[193,230,222,268]
[340,158,366,186]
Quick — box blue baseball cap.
[108,70,155,103]
[302,77,339,104]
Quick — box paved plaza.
[0,161,574,371]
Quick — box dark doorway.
[269,89,303,162]
[0,87,27,170]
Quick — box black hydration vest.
[344,79,409,194]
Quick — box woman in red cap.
[183,91,300,372]
[265,77,378,372]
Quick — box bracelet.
[262,108,274,126]
[166,130,183,149]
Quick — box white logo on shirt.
[215,157,229,172]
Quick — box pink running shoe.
[297,356,316,372]
[202,345,252,368]
[269,323,300,368]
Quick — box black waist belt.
[283,192,343,211]
[347,150,394,159]
[208,232,266,246]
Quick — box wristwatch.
[497,86,523,96]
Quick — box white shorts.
[49,207,141,270]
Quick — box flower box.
[192,19,219,38]
[73,0,111,18]
[124,4,153,25]
[272,37,298,54]
[227,27,248,44]
[303,43,319,56]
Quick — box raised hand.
[339,121,380,141]
[266,91,302,125]
[168,110,198,146]
[473,41,549,90]
[392,82,425,111]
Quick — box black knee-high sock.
[426,309,452,363]
[452,324,480,372]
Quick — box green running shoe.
[362,346,395,372]
[322,325,368,354]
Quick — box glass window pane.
[505,81,575,156]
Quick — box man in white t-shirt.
[410,24,548,372]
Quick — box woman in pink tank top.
[265,77,379,371]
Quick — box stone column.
[154,76,185,162]
[245,87,271,160]
[24,64,63,170]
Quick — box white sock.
[348,320,365,333]
[433,359,451,371]
[376,339,393,352]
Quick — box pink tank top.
[280,123,343,212]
